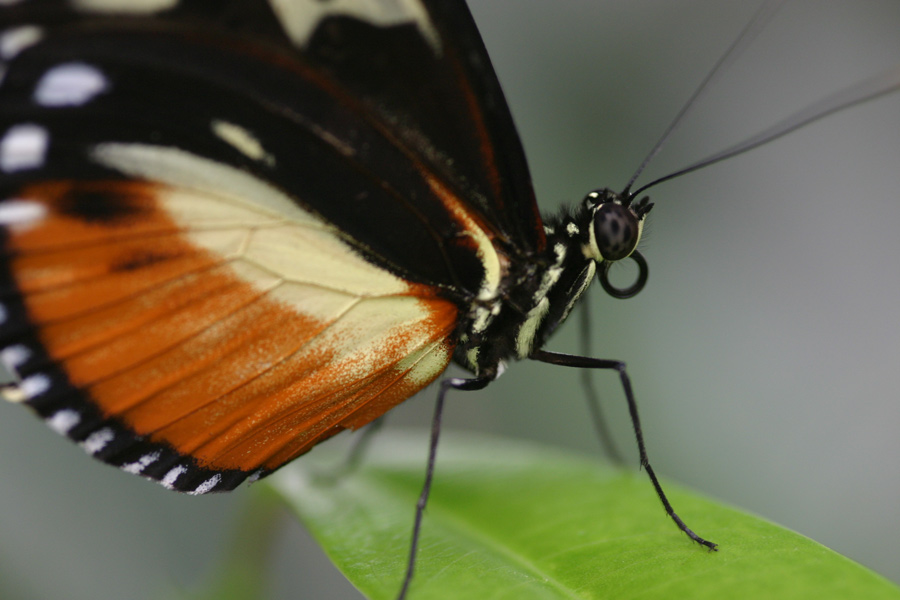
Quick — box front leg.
[532,349,717,551]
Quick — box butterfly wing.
[0,0,539,492]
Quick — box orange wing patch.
[1,179,458,489]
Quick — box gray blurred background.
[1,1,899,598]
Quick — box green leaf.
[267,431,900,600]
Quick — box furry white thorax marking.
[515,242,567,358]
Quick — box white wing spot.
[566,222,579,236]
[188,474,222,495]
[212,119,274,165]
[47,409,80,434]
[20,373,50,399]
[2,373,50,404]
[122,451,162,474]
[34,62,108,107]
[82,427,115,454]
[0,344,30,372]
[246,469,263,484]
[0,25,43,60]
[270,0,441,53]
[0,199,48,230]
[161,465,188,489]
[0,124,49,172]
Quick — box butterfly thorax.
[453,188,651,378]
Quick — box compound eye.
[593,203,639,261]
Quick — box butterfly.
[0,1,710,595]
[2,0,899,597]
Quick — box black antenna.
[622,0,789,196]
[630,64,900,198]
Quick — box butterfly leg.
[579,300,626,464]
[532,349,718,551]
[397,373,494,600]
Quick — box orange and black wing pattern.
[0,173,460,491]
[0,1,542,492]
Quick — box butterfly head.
[577,188,653,299]
[582,188,652,263]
